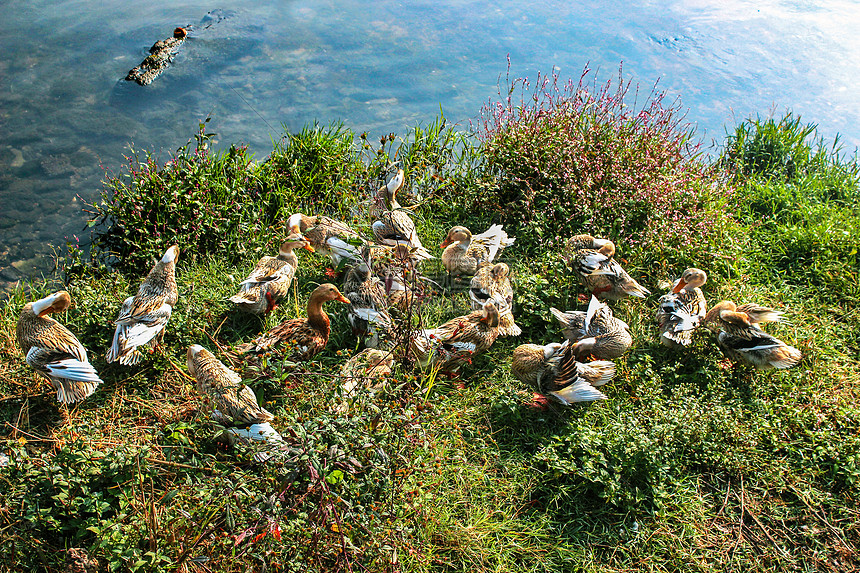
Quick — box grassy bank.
[1,68,859,572]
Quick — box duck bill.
[336,294,351,304]
[302,241,315,253]
[439,238,451,249]
[672,278,688,294]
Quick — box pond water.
[1,0,858,291]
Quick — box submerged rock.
[9,148,24,168]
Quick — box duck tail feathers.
[549,380,607,404]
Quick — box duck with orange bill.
[287,212,364,267]
[701,300,802,370]
[656,267,708,348]
[440,224,514,277]
[235,283,350,360]
[564,234,650,300]
[230,234,314,314]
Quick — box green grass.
[1,102,859,572]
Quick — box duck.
[370,169,434,261]
[187,345,274,425]
[564,234,650,300]
[410,300,500,371]
[359,243,423,313]
[701,300,802,369]
[342,263,392,348]
[340,347,395,398]
[16,290,103,404]
[469,262,521,336]
[361,240,418,282]
[655,268,708,348]
[550,295,633,360]
[235,283,350,359]
[511,340,615,404]
[229,234,314,314]
[287,212,364,267]
[440,224,515,277]
[107,245,179,365]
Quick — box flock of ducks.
[15,169,803,442]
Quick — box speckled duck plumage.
[107,245,179,365]
[550,295,632,360]
[370,169,433,260]
[236,283,350,360]
[187,345,274,425]
[230,234,312,314]
[440,224,514,277]
[511,340,615,404]
[17,290,103,404]
[564,234,650,300]
[287,213,363,267]
[469,262,521,336]
[410,301,501,371]
[655,268,708,348]
[701,300,801,369]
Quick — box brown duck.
[470,262,521,336]
[107,245,179,365]
[370,169,433,260]
[410,301,501,371]
[565,234,650,300]
[17,290,103,404]
[440,224,515,277]
[511,340,615,404]
[340,347,395,397]
[236,283,350,359]
[701,300,802,369]
[230,234,313,314]
[655,267,708,348]
[342,263,392,348]
[187,345,274,425]
[287,213,364,267]
[550,295,633,360]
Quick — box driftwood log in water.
[125,27,187,86]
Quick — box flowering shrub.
[473,63,731,258]
[90,120,268,274]
[89,121,370,274]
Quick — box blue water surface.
[1,0,858,288]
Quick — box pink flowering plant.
[88,119,267,274]
[473,63,732,259]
